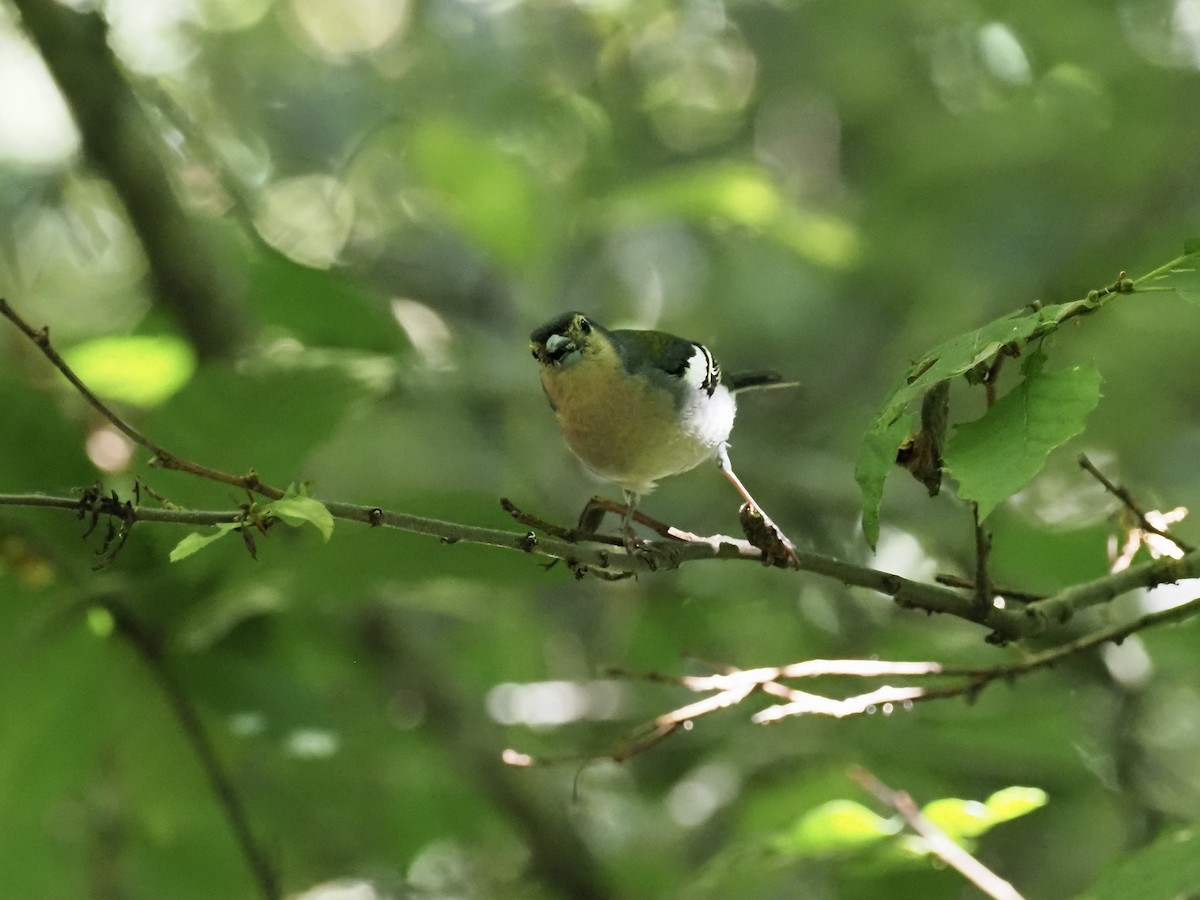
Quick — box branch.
[2,295,1194,641]
[935,573,1045,604]
[756,592,1200,724]
[0,488,1014,623]
[1079,453,1195,554]
[505,594,1200,763]
[106,602,279,899]
[0,299,282,498]
[849,767,1026,900]
[0,491,243,526]
[1020,550,1200,630]
[972,502,994,612]
[7,487,1200,643]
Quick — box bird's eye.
[578,317,591,334]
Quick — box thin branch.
[105,602,279,900]
[8,490,1200,643]
[610,659,949,682]
[972,502,994,613]
[771,592,1200,722]
[1022,550,1200,629]
[849,767,1026,900]
[1079,453,1195,553]
[0,491,243,526]
[0,487,987,607]
[0,299,282,499]
[502,496,691,545]
[935,574,1045,604]
[504,594,1200,763]
[3,294,1198,640]
[967,345,1005,612]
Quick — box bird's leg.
[574,491,643,549]
[716,444,798,567]
[576,496,618,538]
[620,490,642,554]
[575,496,690,546]
[617,491,680,570]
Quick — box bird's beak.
[542,332,575,364]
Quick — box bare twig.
[105,602,278,900]
[1079,453,1195,554]
[849,767,1025,900]
[0,299,282,499]
[0,491,244,526]
[501,594,1200,764]
[610,659,950,682]
[935,574,1046,604]
[1022,550,1200,628]
[972,502,994,613]
[757,593,1200,723]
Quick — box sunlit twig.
[849,766,1025,900]
[1079,453,1194,557]
[500,594,1200,765]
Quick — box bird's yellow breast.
[540,349,728,494]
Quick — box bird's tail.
[727,370,800,394]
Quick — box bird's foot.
[575,496,687,543]
[619,529,683,571]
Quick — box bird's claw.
[621,531,679,571]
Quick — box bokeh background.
[2,0,1200,897]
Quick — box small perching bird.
[529,311,796,563]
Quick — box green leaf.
[168,488,331,564]
[855,300,1094,546]
[264,488,334,541]
[944,351,1102,519]
[774,800,900,856]
[169,522,241,562]
[983,785,1048,822]
[850,254,1184,546]
[62,334,196,407]
[1135,242,1200,304]
[855,413,913,550]
[922,787,1045,842]
[1166,262,1200,306]
[1080,827,1200,900]
[873,306,1065,433]
[920,798,992,841]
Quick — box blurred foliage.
[2,0,1200,898]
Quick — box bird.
[529,311,795,561]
